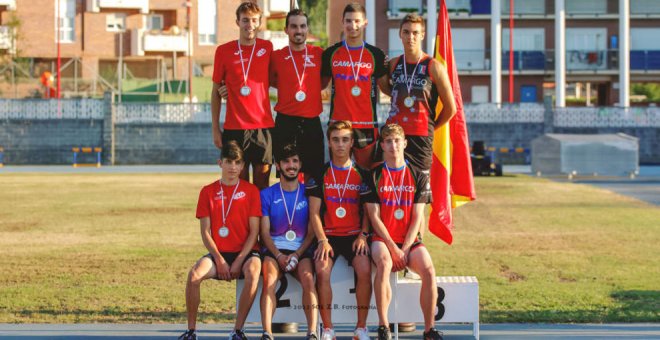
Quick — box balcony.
[387,0,425,19]
[447,0,490,16]
[566,49,617,71]
[503,51,551,72]
[0,26,13,51]
[455,49,489,71]
[0,0,15,10]
[131,29,190,56]
[631,50,660,71]
[86,0,148,14]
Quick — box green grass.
[0,173,658,323]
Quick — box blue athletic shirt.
[261,182,309,251]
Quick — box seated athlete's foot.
[353,326,370,340]
[229,329,249,340]
[305,332,318,340]
[260,332,273,340]
[377,325,391,340]
[423,328,443,340]
[178,329,197,340]
[321,328,336,340]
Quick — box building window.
[632,0,660,14]
[566,0,607,15]
[453,28,486,70]
[198,0,217,45]
[388,28,403,58]
[446,0,471,14]
[106,13,126,32]
[502,0,544,15]
[566,28,607,70]
[388,0,423,18]
[471,86,489,103]
[56,0,75,43]
[147,14,164,31]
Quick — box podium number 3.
[434,287,445,320]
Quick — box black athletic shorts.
[404,135,433,173]
[204,250,261,280]
[273,113,325,176]
[352,128,378,149]
[262,248,314,261]
[321,234,368,264]
[222,128,273,164]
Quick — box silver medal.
[240,86,251,96]
[351,86,361,97]
[394,208,405,220]
[218,226,230,238]
[295,90,306,102]
[336,207,347,218]
[285,230,297,241]
[404,96,415,108]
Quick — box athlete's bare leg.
[294,258,318,332]
[185,256,218,330]
[371,241,393,326]
[352,254,372,329]
[260,256,280,334]
[235,256,261,330]
[315,256,334,328]
[406,246,437,331]
[253,163,271,190]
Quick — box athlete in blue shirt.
[259,144,318,340]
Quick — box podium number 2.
[434,287,445,320]
[276,276,291,308]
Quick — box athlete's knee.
[188,266,206,286]
[300,272,316,292]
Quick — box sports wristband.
[317,238,328,244]
[276,252,284,259]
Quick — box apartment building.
[0,0,290,96]
[328,0,660,106]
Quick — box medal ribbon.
[343,40,365,88]
[219,180,241,227]
[330,161,353,208]
[402,53,423,97]
[237,40,257,87]
[278,182,300,231]
[287,45,308,91]
[384,164,407,209]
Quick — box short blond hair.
[236,1,262,21]
[327,120,353,140]
[380,123,405,140]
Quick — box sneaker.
[229,329,248,340]
[353,327,370,340]
[321,328,336,340]
[377,325,391,340]
[423,328,443,340]
[260,332,273,340]
[178,329,197,340]
[305,332,318,340]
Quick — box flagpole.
[509,0,514,103]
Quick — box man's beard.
[280,168,299,181]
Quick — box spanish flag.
[429,0,476,244]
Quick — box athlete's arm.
[211,82,223,149]
[352,206,370,255]
[429,59,457,127]
[401,203,425,258]
[366,203,406,271]
[229,216,260,279]
[260,216,288,270]
[377,74,391,97]
[200,217,231,280]
[309,196,333,261]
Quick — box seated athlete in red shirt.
[365,124,443,340]
[179,141,262,340]
[306,120,372,340]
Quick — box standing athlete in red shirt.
[321,3,390,169]
[306,120,372,340]
[211,2,274,190]
[365,124,443,340]
[270,9,325,181]
[179,141,262,340]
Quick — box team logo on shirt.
[257,48,267,57]
[233,191,246,199]
[379,185,415,193]
[332,61,372,69]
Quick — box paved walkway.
[0,323,659,339]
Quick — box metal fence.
[1,98,659,128]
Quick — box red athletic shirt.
[212,39,274,130]
[271,44,323,118]
[196,179,262,252]
[306,162,371,236]
[365,163,431,243]
[322,41,386,129]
